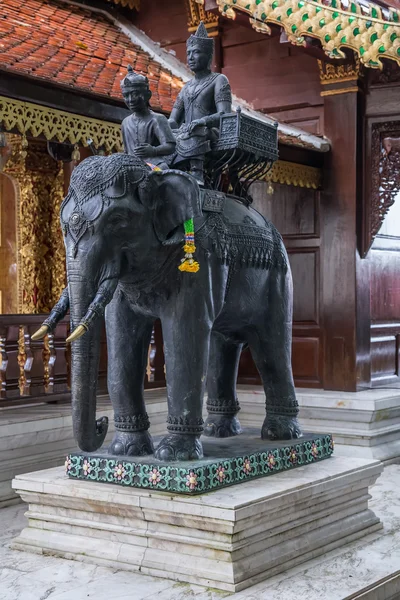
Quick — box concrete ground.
[1,465,400,600]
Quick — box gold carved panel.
[3,136,66,313]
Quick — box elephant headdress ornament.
[61,154,150,257]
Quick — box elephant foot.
[154,434,203,461]
[108,430,154,457]
[261,414,302,441]
[203,414,242,438]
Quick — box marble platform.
[2,464,400,599]
[237,385,400,462]
[0,389,168,508]
[11,456,382,593]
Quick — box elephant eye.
[107,214,125,226]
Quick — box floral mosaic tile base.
[65,431,334,495]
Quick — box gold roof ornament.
[205,0,400,68]
[186,0,219,31]
[105,0,140,9]
[266,160,322,189]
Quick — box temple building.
[1,0,400,501]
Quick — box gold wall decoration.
[320,86,360,96]
[185,0,219,31]
[266,160,322,189]
[203,0,400,68]
[105,0,140,8]
[0,96,123,153]
[3,137,66,314]
[49,166,67,307]
[318,57,361,85]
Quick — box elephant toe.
[154,444,175,461]
[261,415,302,441]
[155,434,203,461]
[109,431,154,457]
[109,440,126,455]
[203,415,242,438]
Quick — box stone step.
[11,456,383,592]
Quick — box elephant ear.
[149,170,201,244]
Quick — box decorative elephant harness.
[61,154,287,273]
[61,154,149,257]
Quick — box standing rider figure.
[169,22,233,184]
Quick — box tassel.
[179,218,199,273]
[21,134,28,160]
[143,162,199,274]
[72,144,81,162]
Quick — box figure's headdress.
[120,65,149,93]
[186,21,214,57]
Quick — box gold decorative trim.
[265,160,322,189]
[185,0,219,30]
[0,96,123,153]
[320,86,359,96]
[3,137,66,314]
[318,57,361,84]
[204,0,400,68]
[105,0,140,9]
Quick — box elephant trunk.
[69,277,109,452]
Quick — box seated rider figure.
[120,66,176,170]
[169,22,232,184]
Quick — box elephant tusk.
[31,325,50,341]
[66,324,88,343]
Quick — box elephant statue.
[33,153,301,461]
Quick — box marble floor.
[1,466,400,600]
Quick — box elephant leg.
[247,270,302,441]
[106,291,154,456]
[203,331,243,438]
[154,318,211,461]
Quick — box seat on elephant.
[203,108,279,203]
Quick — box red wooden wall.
[132,1,400,391]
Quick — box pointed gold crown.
[186,21,214,56]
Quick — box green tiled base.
[65,430,334,495]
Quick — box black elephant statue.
[33,153,301,461]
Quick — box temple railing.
[0,314,70,406]
[0,315,166,407]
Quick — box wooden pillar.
[319,60,367,391]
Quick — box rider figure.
[169,22,233,184]
[120,66,176,170]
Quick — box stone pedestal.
[0,389,168,507]
[12,457,382,593]
[237,385,400,462]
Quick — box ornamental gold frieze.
[265,160,322,189]
[318,56,361,84]
[207,0,400,68]
[106,0,140,10]
[0,96,123,153]
[186,0,219,31]
[3,137,66,314]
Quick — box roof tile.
[0,0,182,111]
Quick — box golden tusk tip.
[66,324,87,343]
[31,325,49,341]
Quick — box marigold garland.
[146,162,199,274]
[179,218,200,273]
